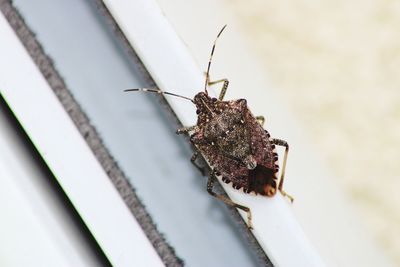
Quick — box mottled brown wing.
[242,107,279,195]
[196,101,279,195]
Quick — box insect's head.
[193,92,217,115]
[193,91,210,104]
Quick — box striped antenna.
[204,25,227,95]
[124,88,194,103]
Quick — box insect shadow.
[125,25,293,229]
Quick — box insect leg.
[270,138,294,202]
[176,125,198,135]
[208,78,229,100]
[255,116,265,126]
[191,151,206,176]
[207,172,253,229]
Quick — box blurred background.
[226,0,400,264]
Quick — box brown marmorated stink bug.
[125,25,293,229]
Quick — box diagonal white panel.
[0,12,164,267]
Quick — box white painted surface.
[0,12,164,267]
[103,0,326,266]
[0,107,102,267]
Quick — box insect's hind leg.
[208,78,229,100]
[270,138,294,203]
[207,172,253,229]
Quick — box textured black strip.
[0,1,183,266]
[92,1,273,266]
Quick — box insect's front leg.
[176,125,198,135]
[179,128,207,175]
[208,78,229,101]
[255,116,265,126]
[207,171,253,229]
[270,138,294,203]
[190,151,206,176]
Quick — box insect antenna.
[124,88,194,103]
[204,24,227,95]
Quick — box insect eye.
[212,97,217,102]
[239,99,247,105]
[196,109,201,114]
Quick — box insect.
[125,25,293,229]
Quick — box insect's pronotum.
[125,25,293,229]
